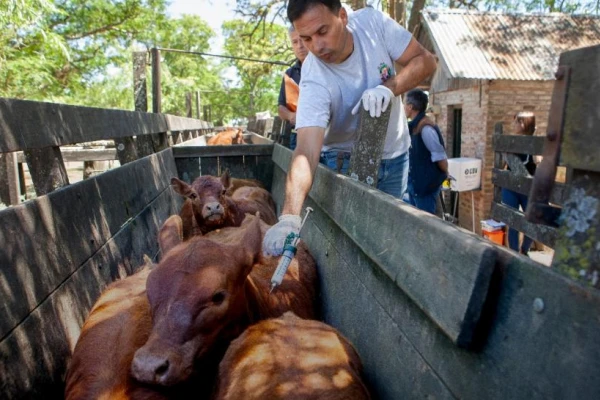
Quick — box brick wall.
[430,79,555,234]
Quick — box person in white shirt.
[263,0,437,256]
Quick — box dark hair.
[405,89,429,114]
[514,112,536,135]
[287,0,342,23]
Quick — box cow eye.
[212,291,226,305]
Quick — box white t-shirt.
[295,7,412,159]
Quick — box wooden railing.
[0,98,214,206]
[490,126,567,248]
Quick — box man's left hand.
[351,85,394,118]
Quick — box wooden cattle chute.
[1,46,600,399]
[0,98,214,206]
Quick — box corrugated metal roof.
[421,8,600,80]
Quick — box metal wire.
[154,47,292,66]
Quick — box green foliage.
[221,19,292,120]
[1,0,170,103]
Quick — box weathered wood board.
[559,44,600,172]
[272,145,497,348]
[270,144,600,399]
[0,149,182,398]
[173,144,274,191]
[0,98,206,152]
[0,149,178,339]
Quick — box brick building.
[415,9,600,233]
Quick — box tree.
[222,19,292,119]
[1,0,170,103]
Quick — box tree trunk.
[407,0,426,34]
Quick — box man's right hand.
[262,214,302,257]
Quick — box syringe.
[269,207,313,293]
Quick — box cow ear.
[221,169,231,190]
[159,215,183,256]
[171,177,196,199]
[232,215,263,275]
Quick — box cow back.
[214,312,371,400]
[65,268,165,400]
[230,187,277,225]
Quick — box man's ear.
[339,6,348,24]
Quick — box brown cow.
[64,260,183,400]
[171,170,277,240]
[214,312,371,400]
[130,214,318,393]
[207,128,244,146]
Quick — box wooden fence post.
[151,48,169,152]
[132,50,153,160]
[271,116,283,142]
[23,147,69,196]
[348,107,391,187]
[0,152,21,205]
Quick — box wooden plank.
[0,149,177,339]
[0,98,209,152]
[0,187,181,398]
[491,202,557,247]
[245,132,273,145]
[174,157,201,184]
[492,169,566,205]
[272,161,600,400]
[560,45,600,172]
[271,116,283,141]
[493,123,504,204]
[23,146,70,196]
[348,107,391,186]
[273,145,498,347]
[492,135,546,155]
[164,114,209,132]
[0,152,20,205]
[172,144,273,158]
[16,148,118,163]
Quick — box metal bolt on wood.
[533,298,545,313]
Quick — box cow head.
[130,214,263,387]
[232,129,244,144]
[171,171,233,231]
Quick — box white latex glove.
[351,85,395,118]
[262,214,302,257]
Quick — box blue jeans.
[319,150,408,199]
[501,188,533,253]
[403,181,440,214]
[289,132,297,150]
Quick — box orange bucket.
[483,229,505,246]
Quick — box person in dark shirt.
[403,89,448,214]
[502,111,537,254]
[277,26,308,150]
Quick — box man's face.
[293,4,349,64]
[289,30,308,63]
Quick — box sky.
[167,0,238,52]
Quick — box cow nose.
[205,202,222,213]
[131,351,172,385]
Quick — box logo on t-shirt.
[379,62,392,83]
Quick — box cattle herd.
[64,170,371,399]
[206,128,245,146]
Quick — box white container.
[447,158,482,192]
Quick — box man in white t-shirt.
[263,0,437,256]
